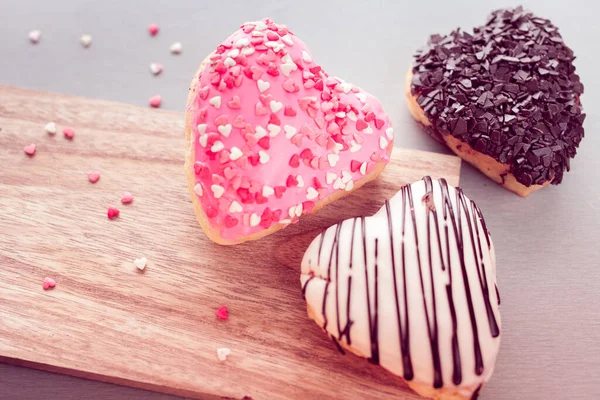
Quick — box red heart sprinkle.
[268,113,281,126]
[374,118,385,130]
[87,172,100,183]
[206,206,218,218]
[107,207,120,219]
[224,215,239,228]
[350,160,362,173]
[257,137,270,150]
[148,24,159,36]
[274,186,286,198]
[284,106,297,117]
[364,111,376,122]
[215,305,229,320]
[149,95,162,108]
[289,154,300,168]
[121,192,134,204]
[286,175,298,187]
[63,127,75,139]
[255,193,268,204]
[356,119,368,131]
[23,143,36,156]
[43,277,56,290]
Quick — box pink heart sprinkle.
[87,172,100,183]
[149,95,162,108]
[43,277,56,290]
[121,192,133,204]
[148,24,159,36]
[215,305,229,320]
[23,143,36,156]
[63,127,75,140]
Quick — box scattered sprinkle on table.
[133,257,147,271]
[80,34,92,48]
[107,207,120,219]
[216,347,231,362]
[23,143,36,156]
[149,95,162,108]
[121,192,134,204]
[43,277,56,290]
[87,172,100,183]
[63,127,75,140]
[215,305,229,320]
[148,24,159,36]
[28,30,41,44]
[44,122,56,135]
[150,63,163,75]
[169,42,182,54]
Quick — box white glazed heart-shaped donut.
[301,177,501,400]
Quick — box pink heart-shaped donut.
[186,18,394,244]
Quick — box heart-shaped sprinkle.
[215,305,229,320]
[80,34,92,48]
[149,95,162,108]
[217,347,232,361]
[63,127,75,140]
[87,172,100,183]
[150,63,163,75]
[121,192,134,204]
[170,42,182,54]
[44,122,57,135]
[23,144,36,156]
[107,207,120,219]
[28,30,41,44]
[188,18,393,243]
[133,257,147,271]
[42,277,56,290]
[148,24,159,36]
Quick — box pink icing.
[191,18,393,242]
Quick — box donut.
[301,177,501,400]
[406,7,585,197]
[185,18,394,245]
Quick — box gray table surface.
[1,0,599,399]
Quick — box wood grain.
[0,85,460,400]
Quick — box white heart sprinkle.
[267,124,281,137]
[302,50,312,63]
[356,92,367,103]
[280,218,292,225]
[270,100,283,113]
[327,154,340,168]
[199,134,208,147]
[170,42,182,54]
[281,54,293,64]
[218,124,232,137]
[335,112,346,118]
[303,71,314,79]
[229,201,243,213]
[295,203,303,217]
[229,147,243,160]
[211,141,224,152]
[251,31,264,37]
[227,48,240,58]
[257,79,270,93]
[241,47,255,56]
[350,141,362,153]
[209,96,221,109]
[280,62,297,77]
[379,137,389,150]
[284,125,296,139]
[326,172,337,185]
[347,111,358,121]
[224,57,236,67]
[197,124,207,134]
[44,122,56,135]
[80,34,92,48]
[262,186,274,197]
[338,82,352,94]
[211,184,225,198]
[281,34,293,46]
[255,125,268,138]
[288,206,296,218]
[250,213,261,227]
[217,347,231,362]
[341,170,353,183]
[306,187,319,200]
[333,177,345,190]
[254,21,267,30]
[150,63,163,75]
[333,142,343,154]
[236,38,250,47]
[345,181,354,192]
[133,257,147,271]
[28,30,41,44]
[297,175,304,188]
[363,126,373,134]
[259,150,270,164]
[360,162,368,175]
[386,127,394,140]
[194,183,203,197]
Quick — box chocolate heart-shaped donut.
[185,18,394,245]
[301,177,501,400]
[406,7,585,196]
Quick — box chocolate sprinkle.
[411,7,585,186]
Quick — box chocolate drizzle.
[411,7,585,186]
[306,177,500,393]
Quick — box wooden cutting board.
[0,86,460,400]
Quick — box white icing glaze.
[300,177,501,400]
